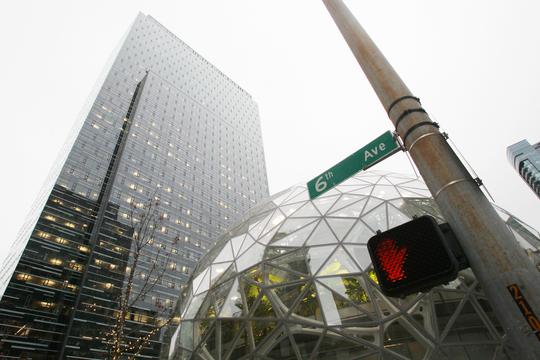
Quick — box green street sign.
[307,131,400,199]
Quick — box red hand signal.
[375,238,408,282]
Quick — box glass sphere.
[169,171,540,360]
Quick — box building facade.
[0,13,268,359]
[507,139,540,199]
[169,170,540,360]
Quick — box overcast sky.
[1,0,539,266]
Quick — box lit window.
[44,215,56,222]
[79,245,90,253]
[37,231,50,239]
[16,273,31,281]
[42,279,56,287]
[64,222,76,229]
[104,283,113,289]
[56,237,68,245]
[49,258,62,266]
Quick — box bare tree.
[105,196,178,360]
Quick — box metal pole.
[321,0,540,358]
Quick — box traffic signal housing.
[367,215,462,298]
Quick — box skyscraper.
[0,13,269,359]
[507,139,540,199]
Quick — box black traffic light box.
[367,215,465,298]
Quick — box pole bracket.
[387,95,421,115]
[434,178,471,199]
[402,121,439,146]
[395,108,427,129]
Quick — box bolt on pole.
[321,0,540,358]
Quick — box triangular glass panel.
[341,176,373,186]
[236,242,266,273]
[355,174,381,184]
[196,291,218,320]
[316,330,377,358]
[376,176,394,186]
[440,297,496,343]
[272,188,295,206]
[305,220,338,246]
[349,185,374,196]
[178,320,194,351]
[258,225,280,245]
[265,246,299,261]
[267,248,309,276]
[316,278,375,326]
[318,246,361,276]
[252,320,278,348]
[220,320,245,359]
[317,276,371,307]
[361,197,384,215]
[290,201,321,218]
[387,204,412,228]
[318,188,342,198]
[251,290,276,318]
[267,332,300,359]
[397,178,426,189]
[277,218,320,237]
[213,242,234,263]
[209,261,233,286]
[312,194,340,215]
[431,289,466,339]
[291,282,324,322]
[219,278,245,318]
[201,323,218,358]
[272,220,319,247]
[260,210,286,237]
[280,201,306,216]
[326,217,356,241]
[328,198,367,218]
[193,269,210,295]
[272,281,308,313]
[362,204,388,232]
[183,293,205,320]
[281,188,309,205]
[292,332,321,360]
[344,244,372,271]
[213,279,234,317]
[395,186,428,198]
[242,277,262,311]
[399,186,431,197]
[237,234,256,257]
[249,211,274,239]
[230,234,247,257]
[328,194,367,213]
[307,245,337,275]
[213,263,237,287]
[266,264,307,285]
[383,320,428,360]
[314,280,343,326]
[343,220,375,244]
[371,185,401,200]
[193,320,216,355]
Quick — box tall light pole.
[321,0,540,358]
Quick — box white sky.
[1,0,539,267]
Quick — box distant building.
[507,139,540,199]
[0,13,268,359]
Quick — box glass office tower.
[507,139,540,199]
[0,13,268,359]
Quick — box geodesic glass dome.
[169,170,540,360]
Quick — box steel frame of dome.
[169,170,540,360]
